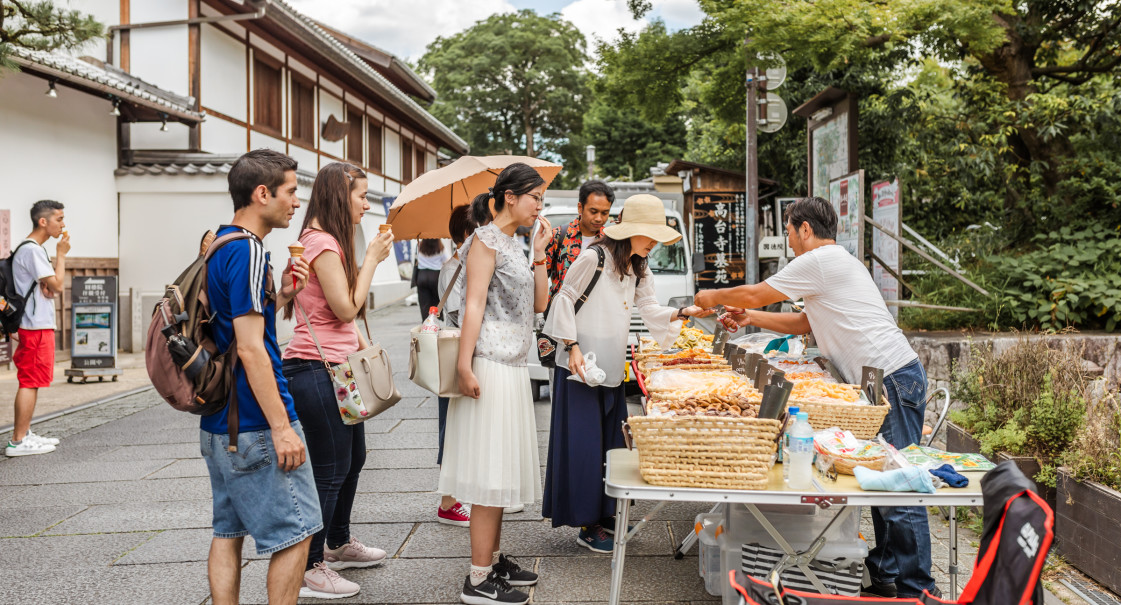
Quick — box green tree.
[583,93,686,181]
[1,1,103,71]
[418,10,589,166]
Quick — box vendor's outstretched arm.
[694,282,787,311]
[726,308,811,335]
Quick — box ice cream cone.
[288,243,305,258]
[378,224,392,234]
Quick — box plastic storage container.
[695,512,723,586]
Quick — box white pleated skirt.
[437,357,541,508]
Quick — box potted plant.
[1057,390,1121,596]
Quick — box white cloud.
[282,0,517,60]
[655,0,705,29]
[560,0,645,50]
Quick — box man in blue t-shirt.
[201,149,315,604]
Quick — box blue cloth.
[201,225,297,434]
[543,366,629,528]
[854,465,936,493]
[282,358,366,568]
[200,421,322,555]
[930,463,969,488]
[867,358,937,598]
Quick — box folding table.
[604,448,985,605]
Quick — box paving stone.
[401,519,679,559]
[357,468,440,493]
[3,477,211,507]
[7,561,210,604]
[533,554,711,602]
[362,417,402,434]
[375,398,440,420]
[237,556,469,604]
[349,492,442,524]
[64,427,200,447]
[0,505,87,537]
[392,419,439,433]
[115,528,267,565]
[0,459,172,485]
[94,442,203,462]
[351,522,416,558]
[146,458,209,479]
[0,532,155,568]
[45,499,213,534]
[362,448,440,470]
[367,431,440,450]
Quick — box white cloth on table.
[437,357,541,507]
[764,244,917,383]
[544,245,683,387]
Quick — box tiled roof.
[9,46,205,122]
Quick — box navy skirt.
[542,366,629,528]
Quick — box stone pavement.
[1,302,983,604]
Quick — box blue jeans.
[282,358,367,568]
[867,358,936,596]
[200,422,322,555]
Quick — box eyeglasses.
[522,193,544,204]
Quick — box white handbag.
[408,264,462,397]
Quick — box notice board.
[693,192,747,289]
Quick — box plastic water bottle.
[420,306,440,333]
[781,406,800,480]
[787,412,814,489]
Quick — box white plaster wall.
[249,130,286,154]
[201,116,246,155]
[383,180,401,195]
[289,146,319,174]
[427,152,437,172]
[0,71,118,257]
[131,121,190,150]
[129,1,188,97]
[318,90,344,158]
[367,175,386,193]
[68,0,121,63]
[200,23,247,122]
[384,129,401,182]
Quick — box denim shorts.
[200,421,324,555]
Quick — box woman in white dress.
[437,163,552,605]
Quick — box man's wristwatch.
[564,341,578,352]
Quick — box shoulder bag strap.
[573,246,606,315]
[11,240,40,303]
[294,299,333,371]
[436,263,463,314]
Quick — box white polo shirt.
[765,244,916,383]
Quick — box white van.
[528,190,695,396]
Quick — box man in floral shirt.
[544,180,615,299]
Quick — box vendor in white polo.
[693,196,938,600]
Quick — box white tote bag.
[408,264,462,397]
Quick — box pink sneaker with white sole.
[324,536,386,570]
[438,502,471,527]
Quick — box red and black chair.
[728,460,1054,605]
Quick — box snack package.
[899,445,997,472]
[813,428,885,458]
[876,435,912,471]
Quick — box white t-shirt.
[417,250,447,271]
[581,235,596,249]
[765,244,916,383]
[12,239,56,330]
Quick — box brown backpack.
[145,232,272,451]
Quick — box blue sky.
[285,0,705,62]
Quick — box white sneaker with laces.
[25,430,60,446]
[503,504,525,514]
[6,439,56,457]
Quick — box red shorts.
[13,328,55,389]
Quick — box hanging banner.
[381,197,413,267]
[871,179,901,318]
[828,170,864,259]
[693,192,747,289]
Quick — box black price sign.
[693,192,747,290]
[861,366,884,405]
[754,362,778,390]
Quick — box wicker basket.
[627,415,782,490]
[790,386,891,439]
[829,454,886,475]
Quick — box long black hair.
[469,162,545,225]
[591,231,648,287]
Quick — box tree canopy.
[0,1,103,71]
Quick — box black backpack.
[0,241,42,337]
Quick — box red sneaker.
[438,502,471,527]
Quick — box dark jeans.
[867,358,936,596]
[282,358,367,568]
[437,396,449,465]
[416,268,441,320]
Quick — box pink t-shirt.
[283,229,360,364]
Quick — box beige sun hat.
[603,194,682,244]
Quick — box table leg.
[608,496,632,605]
[949,505,958,598]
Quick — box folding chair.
[727,460,1054,605]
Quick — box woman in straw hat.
[438,162,552,605]
[541,193,712,552]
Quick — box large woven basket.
[790,387,891,439]
[627,415,782,490]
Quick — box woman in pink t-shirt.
[281,162,393,599]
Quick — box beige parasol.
[386,155,562,239]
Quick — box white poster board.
[871,179,901,319]
[828,170,863,259]
[811,117,849,200]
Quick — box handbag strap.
[435,262,463,313]
[573,246,606,315]
[294,298,333,370]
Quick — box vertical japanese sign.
[693,192,746,289]
[828,170,864,259]
[380,197,412,267]
[71,276,117,369]
[871,179,901,318]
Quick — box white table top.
[605,448,985,507]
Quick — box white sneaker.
[6,439,56,457]
[25,430,60,446]
[503,504,525,514]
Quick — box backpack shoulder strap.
[203,232,251,262]
[573,245,606,315]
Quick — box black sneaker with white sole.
[461,572,528,605]
[493,554,538,587]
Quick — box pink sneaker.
[300,561,360,599]
[324,536,387,570]
[438,502,471,527]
